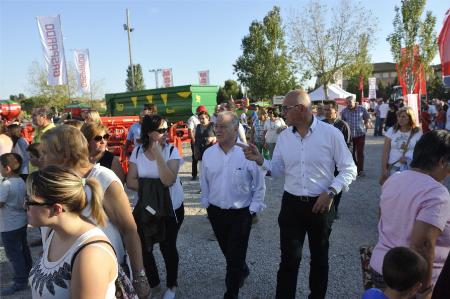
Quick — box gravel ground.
[1,130,449,299]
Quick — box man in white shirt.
[242,90,357,299]
[200,111,266,299]
[378,99,390,135]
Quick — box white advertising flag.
[198,70,209,85]
[73,49,91,93]
[368,77,377,99]
[36,15,67,86]
[162,68,173,87]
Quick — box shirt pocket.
[231,168,251,194]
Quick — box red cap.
[196,105,208,113]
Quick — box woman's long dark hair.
[140,115,166,150]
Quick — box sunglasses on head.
[93,134,110,142]
[154,128,168,134]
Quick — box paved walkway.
[1,131,449,298]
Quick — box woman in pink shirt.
[370,130,450,298]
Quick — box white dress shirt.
[200,144,266,213]
[262,116,357,196]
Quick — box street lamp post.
[149,69,162,88]
[123,9,135,91]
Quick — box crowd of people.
[0,90,449,299]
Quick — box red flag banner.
[438,9,450,87]
[162,68,173,87]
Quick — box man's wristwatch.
[327,187,337,199]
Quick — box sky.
[0,0,448,99]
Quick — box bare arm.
[380,137,391,176]
[71,242,116,299]
[103,182,144,274]
[151,144,179,186]
[410,220,442,293]
[126,162,139,191]
[111,156,126,183]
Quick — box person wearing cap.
[187,105,207,180]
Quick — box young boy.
[362,247,427,299]
[0,153,32,296]
[27,142,43,171]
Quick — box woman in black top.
[194,111,216,161]
[81,122,126,182]
[384,102,398,132]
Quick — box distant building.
[343,62,442,88]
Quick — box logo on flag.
[73,49,91,93]
[36,15,67,86]
[162,68,173,87]
[198,70,209,85]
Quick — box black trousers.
[207,205,252,299]
[191,142,198,178]
[142,204,184,288]
[276,192,335,299]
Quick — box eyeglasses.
[281,104,301,112]
[155,128,168,134]
[93,134,110,142]
[24,195,53,209]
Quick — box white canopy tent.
[308,84,356,102]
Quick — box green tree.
[387,0,437,94]
[217,80,244,103]
[289,0,376,99]
[126,64,145,91]
[234,6,297,99]
[427,72,446,100]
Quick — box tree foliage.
[387,0,437,94]
[24,61,104,112]
[234,6,297,99]
[217,80,244,103]
[427,72,447,100]
[288,0,376,99]
[126,64,145,91]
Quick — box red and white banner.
[73,49,91,94]
[438,9,450,87]
[162,68,173,87]
[198,70,209,85]
[368,77,376,99]
[36,15,67,86]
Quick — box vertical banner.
[368,77,376,99]
[438,9,450,87]
[36,15,67,86]
[162,68,173,87]
[73,49,91,93]
[198,70,209,85]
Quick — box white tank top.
[29,227,117,299]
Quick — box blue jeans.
[374,117,384,136]
[1,225,32,285]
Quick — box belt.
[284,191,319,202]
[296,196,318,202]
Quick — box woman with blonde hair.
[81,122,125,182]
[84,110,102,124]
[379,107,422,185]
[40,125,150,298]
[27,165,117,298]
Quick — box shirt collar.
[292,115,317,134]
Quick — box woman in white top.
[39,125,150,298]
[263,108,287,159]
[127,115,184,299]
[379,107,422,184]
[27,165,117,298]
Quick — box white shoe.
[162,288,176,299]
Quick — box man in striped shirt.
[340,96,369,177]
